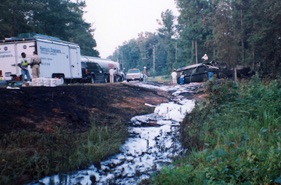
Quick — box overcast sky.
[83,0,178,58]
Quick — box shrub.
[154,77,281,184]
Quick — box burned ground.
[0,82,173,184]
[0,82,207,184]
[0,83,171,136]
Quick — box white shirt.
[109,68,115,75]
[202,54,208,61]
[171,71,177,79]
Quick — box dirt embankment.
[0,83,171,136]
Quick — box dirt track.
[0,83,171,136]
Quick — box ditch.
[28,82,202,185]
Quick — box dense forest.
[111,0,281,78]
[1,0,280,77]
[0,0,99,56]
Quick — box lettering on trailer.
[0,50,13,58]
[0,54,13,58]
[40,57,51,66]
[40,46,62,55]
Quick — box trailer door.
[69,47,81,78]
[0,43,17,80]
[0,41,35,80]
[37,40,72,78]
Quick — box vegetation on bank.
[152,76,281,184]
[0,117,127,185]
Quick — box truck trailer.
[0,34,82,83]
[81,55,124,82]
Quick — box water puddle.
[28,83,201,185]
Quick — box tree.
[0,0,31,38]
[249,0,281,77]
[0,0,99,56]
[157,9,177,73]
[111,32,171,76]
[176,0,213,65]
[213,0,239,69]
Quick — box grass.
[151,76,281,185]
[0,116,127,185]
[147,75,171,83]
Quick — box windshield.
[128,69,140,73]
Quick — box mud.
[0,83,170,136]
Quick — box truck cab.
[81,59,107,83]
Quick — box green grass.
[147,75,171,83]
[74,120,127,165]
[0,116,127,185]
[152,76,281,185]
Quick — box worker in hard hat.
[202,54,208,62]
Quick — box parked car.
[81,61,106,83]
[126,68,143,82]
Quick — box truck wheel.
[104,75,108,83]
[116,76,121,82]
[104,77,108,83]
[91,76,95,84]
[60,77,65,85]
[52,74,65,84]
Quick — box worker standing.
[30,51,41,78]
[202,54,208,62]
[109,68,115,83]
[171,69,177,86]
[143,66,148,83]
[18,52,31,82]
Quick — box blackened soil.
[0,83,170,137]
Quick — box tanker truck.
[81,55,124,82]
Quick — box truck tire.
[91,76,95,84]
[104,76,108,83]
[104,74,109,83]
[52,74,65,84]
[59,77,65,85]
[116,75,121,82]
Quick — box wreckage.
[176,61,254,84]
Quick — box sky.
[83,0,179,58]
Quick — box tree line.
[1,0,280,78]
[110,0,281,78]
[0,0,99,56]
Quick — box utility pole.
[153,45,156,79]
[175,41,178,64]
[195,40,198,64]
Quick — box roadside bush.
[154,77,281,184]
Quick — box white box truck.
[0,34,82,83]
